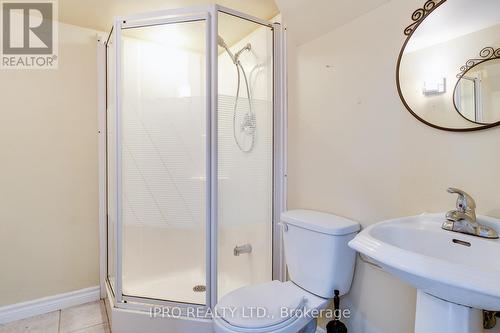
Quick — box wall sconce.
[423,77,446,95]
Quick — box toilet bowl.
[213,210,360,333]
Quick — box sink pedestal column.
[415,291,483,333]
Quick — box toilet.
[213,210,360,333]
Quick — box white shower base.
[106,268,266,333]
[120,269,245,305]
[106,268,249,333]
[123,269,206,304]
[105,284,212,333]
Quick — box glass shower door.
[110,14,210,306]
[217,10,275,300]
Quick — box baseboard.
[0,286,101,324]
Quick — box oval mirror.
[397,0,500,131]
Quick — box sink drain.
[193,285,206,292]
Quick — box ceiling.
[275,0,390,45]
[58,0,394,46]
[58,0,279,33]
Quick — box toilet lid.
[215,281,307,329]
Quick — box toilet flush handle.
[279,222,288,232]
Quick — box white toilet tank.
[281,210,360,299]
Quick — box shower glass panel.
[217,11,274,300]
[119,19,208,305]
[106,28,116,292]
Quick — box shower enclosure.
[100,4,285,325]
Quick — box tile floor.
[0,301,110,333]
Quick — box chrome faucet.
[442,187,498,239]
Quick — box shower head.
[234,43,252,62]
[218,35,252,65]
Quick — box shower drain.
[193,285,206,292]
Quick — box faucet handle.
[447,187,476,212]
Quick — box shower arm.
[217,36,236,64]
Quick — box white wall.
[0,23,101,306]
[283,1,500,332]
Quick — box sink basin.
[349,213,500,333]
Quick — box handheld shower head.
[218,36,252,65]
[234,43,252,61]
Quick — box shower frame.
[98,4,287,316]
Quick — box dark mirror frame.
[396,0,500,132]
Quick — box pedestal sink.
[348,213,500,333]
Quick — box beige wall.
[0,23,100,306]
[284,0,500,332]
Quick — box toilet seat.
[213,281,328,333]
[214,312,302,333]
